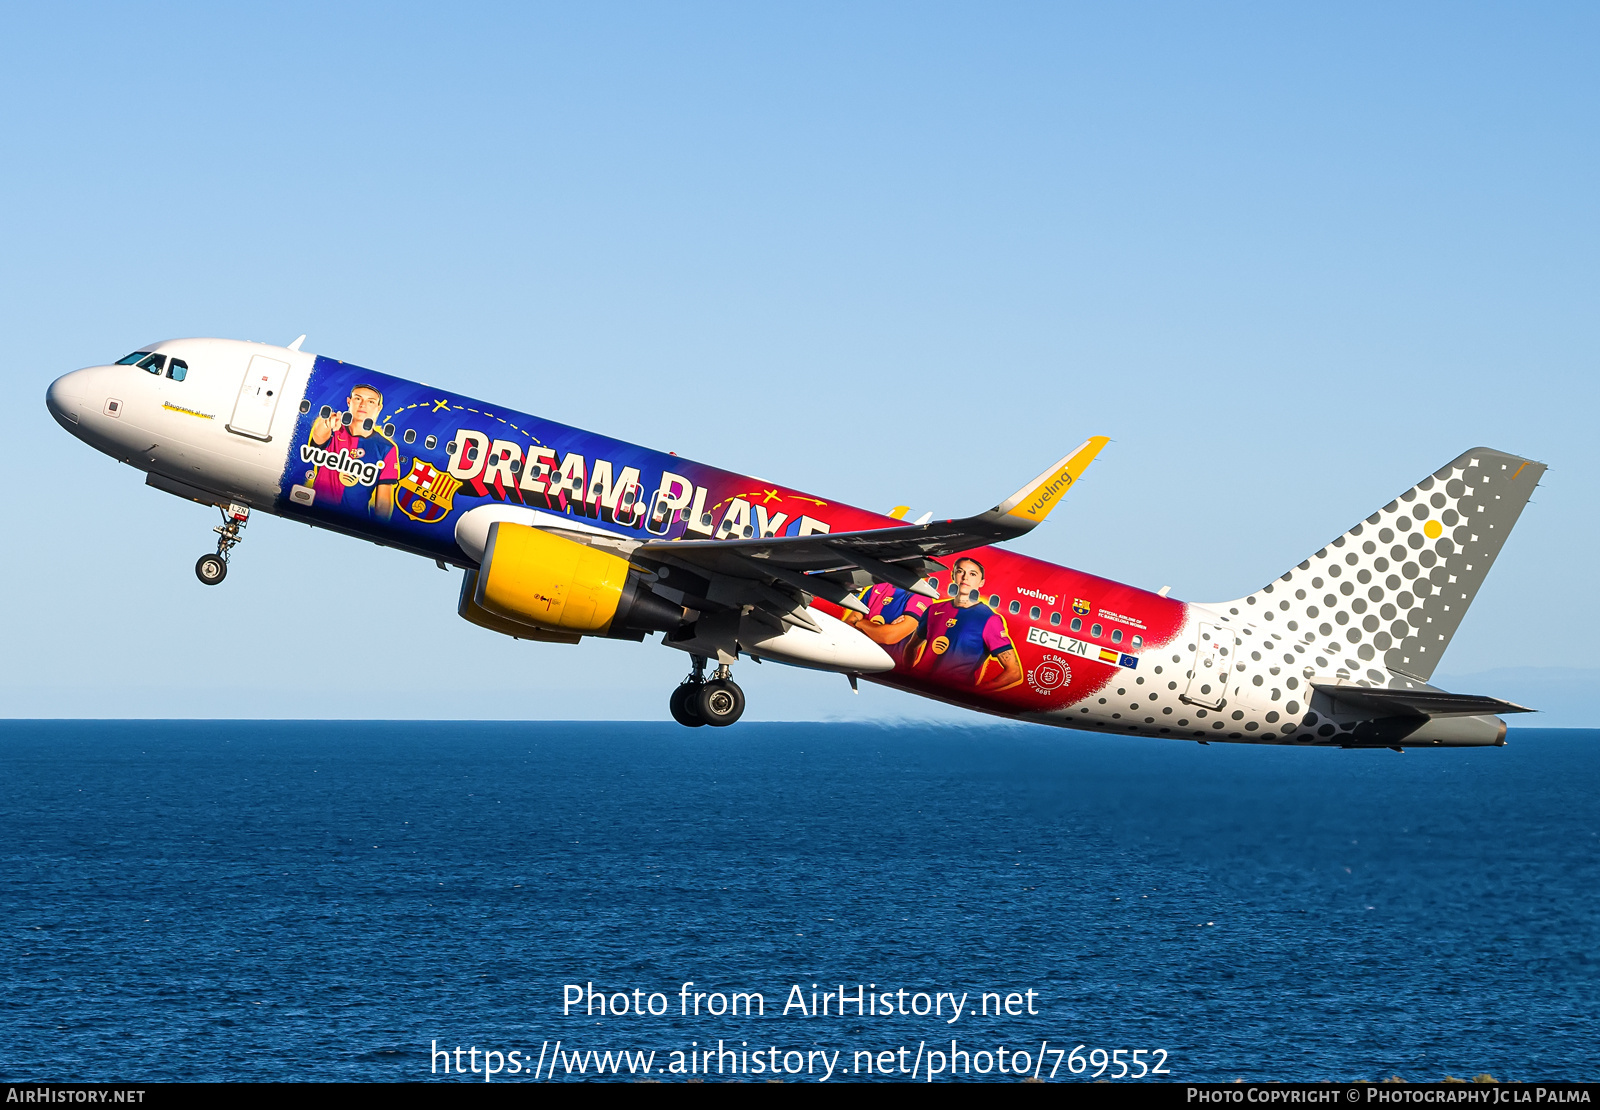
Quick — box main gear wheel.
[669,682,707,728]
[695,679,745,727]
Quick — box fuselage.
[45,338,1507,746]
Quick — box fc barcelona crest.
[1072,598,1090,615]
[397,459,461,523]
[1028,654,1072,697]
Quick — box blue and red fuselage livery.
[286,355,1184,717]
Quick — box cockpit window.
[167,358,188,382]
[116,351,168,373]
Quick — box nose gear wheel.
[195,554,227,584]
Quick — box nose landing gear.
[195,503,250,586]
[669,656,746,728]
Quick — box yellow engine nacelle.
[458,569,582,644]
[459,522,686,643]
[479,522,630,634]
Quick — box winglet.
[991,436,1109,524]
[287,335,307,351]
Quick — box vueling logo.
[1021,469,1073,517]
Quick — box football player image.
[307,383,399,521]
[843,581,932,664]
[906,556,1023,692]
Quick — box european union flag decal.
[1119,653,1138,669]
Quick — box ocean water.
[1,721,1595,1083]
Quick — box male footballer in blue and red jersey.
[307,383,399,520]
[906,557,1023,692]
[843,581,931,666]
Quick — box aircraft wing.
[636,437,1108,613]
[1312,684,1535,718]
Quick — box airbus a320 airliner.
[47,338,1541,746]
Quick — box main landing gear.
[669,656,746,728]
[195,503,250,586]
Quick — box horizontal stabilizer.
[1313,683,1534,719]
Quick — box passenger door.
[226,354,289,441]
[1182,622,1234,709]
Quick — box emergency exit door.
[226,354,290,441]
[1182,622,1235,709]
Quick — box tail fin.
[1221,447,1545,682]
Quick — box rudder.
[1220,447,1545,682]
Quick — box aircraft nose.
[45,371,85,429]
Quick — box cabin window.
[403,429,416,444]
[383,422,395,438]
[1132,635,1143,648]
[1029,606,1041,620]
[508,459,521,474]
[987,594,999,608]
[425,435,437,450]
[298,399,311,414]
[341,412,353,427]
[1008,600,1021,615]
[165,358,187,382]
[1111,629,1123,644]
[1071,617,1082,632]
[1050,612,1061,626]
[948,581,958,598]
[320,405,332,418]
[1091,623,1103,637]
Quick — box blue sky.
[1,3,1594,721]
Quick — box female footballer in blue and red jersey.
[843,581,932,665]
[906,557,1023,693]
